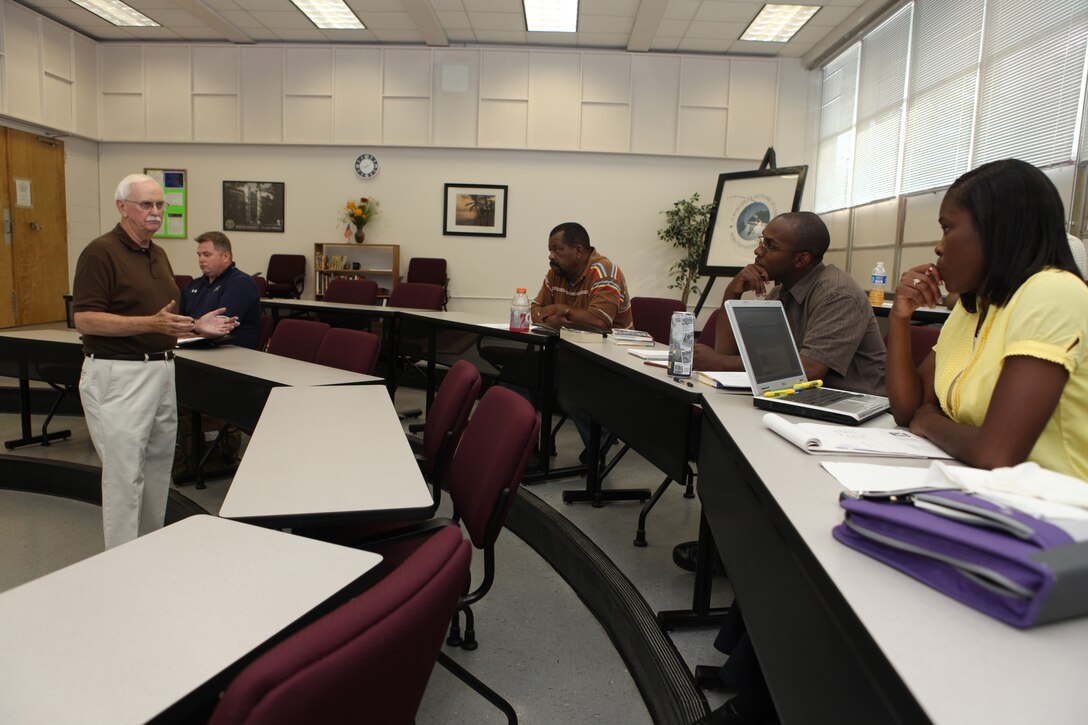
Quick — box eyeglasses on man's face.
[756,236,804,254]
[126,199,167,211]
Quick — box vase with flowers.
[340,197,379,243]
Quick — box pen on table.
[794,379,823,390]
[673,376,694,388]
[763,388,795,398]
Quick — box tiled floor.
[0,383,734,723]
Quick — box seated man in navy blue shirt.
[179,231,260,349]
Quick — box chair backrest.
[406,258,447,286]
[266,319,330,363]
[630,296,687,344]
[174,274,193,291]
[252,274,268,298]
[265,254,306,298]
[909,325,941,368]
[323,277,379,306]
[699,308,723,350]
[422,360,482,481]
[315,328,381,375]
[257,314,275,352]
[208,525,471,725]
[387,282,445,311]
[449,386,539,550]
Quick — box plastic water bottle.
[869,262,887,306]
[509,288,530,332]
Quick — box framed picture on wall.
[222,181,285,233]
[699,167,808,276]
[443,183,508,237]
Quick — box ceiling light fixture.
[741,4,820,43]
[70,0,159,27]
[290,0,365,30]
[524,0,577,33]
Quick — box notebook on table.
[724,299,890,425]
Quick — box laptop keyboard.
[791,387,854,405]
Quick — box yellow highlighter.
[763,388,796,398]
[794,379,823,391]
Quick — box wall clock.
[354,153,379,179]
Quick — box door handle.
[29,222,42,231]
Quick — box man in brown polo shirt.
[73,173,236,549]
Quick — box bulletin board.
[144,168,187,239]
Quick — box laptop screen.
[729,303,805,386]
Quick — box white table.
[698,393,1088,724]
[219,386,433,528]
[0,515,381,724]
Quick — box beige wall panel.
[432,49,479,147]
[240,47,283,143]
[680,56,729,107]
[900,244,938,275]
[383,48,431,98]
[193,94,238,142]
[528,52,580,150]
[100,45,143,94]
[903,190,943,244]
[479,99,527,148]
[382,97,429,146]
[726,60,776,160]
[73,35,97,138]
[678,107,726,157]
[285,47,334,95]
[5,3,42,122]
[101,94,145,139]
[285,95,332,144]
[333,48,381,144]
[480,50,528,99]
[41,20,70,80]
[582,53,630,103]
[146,46,191,141]
[852,198,898,247]
[581,103,629,152]
[42,75,72,131]
[821,209,851,250]
[193,47,238,95]
[630,55,679,155]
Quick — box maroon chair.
[323,277,379,305]
[174,274,193,291]
[314,328,381,375]
[265,254,306,299]
[252,274,268,298]
[406,257,449,309]
[266,319,330,363]
[387,281,445,311]
[207,526,472,725]
[698,307,723,349]
[630,296,687,344]
[909,325,941,368]
[256,314,275,352]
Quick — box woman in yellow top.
[887,158,1088,480]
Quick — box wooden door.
[1,127,69,327]
[0,134,15,328]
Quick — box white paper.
[763,413,953,458]
[697,371,752,390]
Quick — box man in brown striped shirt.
[694,211,886,395]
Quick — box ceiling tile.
[806,5,858,27]
[242,27,281,40]
[39,7,113,25]
[359,11,418,29]
[677,36,734,53]
[474,29,529,43]
[469,11,525,31]
[201,0,242,9]
[92,26,142,39]
[219,9,261,27]
[234,0,296,12]
[463,0,522,12]
[726,38,783,55]
[777,41,816,57]
[436,10,472,29]
[650,36,682,51]
[321,28,378,40]
[694,2,761,23]
[657,18,691,36]
[249,10,314,28]
[580,0,640,15]
[177,27,234,39]
[142,9,207,27]
[273,26,327,40]
[664,0,699,21]
[684,21,745,40]
[577,32,629,48]
[430,0,467,11]
[579,15,633,33]
[446,29,478,42]
[123,26,184,39]
[369,28,426,42]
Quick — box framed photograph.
[443,183,508,237]
[222,181,285,233]
[699,167,808,276]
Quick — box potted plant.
[340,196,379,243]
[659,193,717,306]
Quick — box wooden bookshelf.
[313,243,399,300]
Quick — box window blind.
[815,45,859,212]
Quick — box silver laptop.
[724,299,889,425]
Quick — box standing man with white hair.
[72,173,237,548]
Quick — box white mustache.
[147,216,162,223]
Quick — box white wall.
[94,141,813,318]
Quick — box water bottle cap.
[516,288,526,293]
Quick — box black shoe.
[692,697,744,725]
[672,541,726,575]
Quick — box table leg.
[562,420,651,506]
[657,513,730,629]
[4,378,71,450]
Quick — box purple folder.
[833,490,1088,628]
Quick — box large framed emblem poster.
[699,166,808,276]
